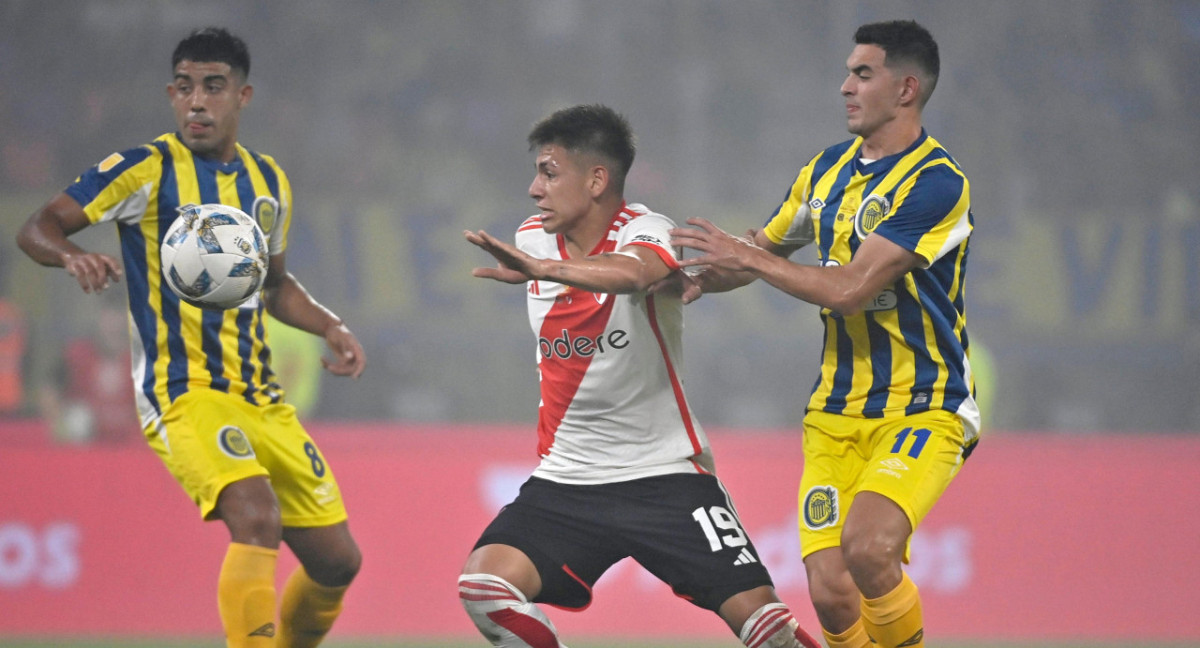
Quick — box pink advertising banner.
[1,421,1197,641]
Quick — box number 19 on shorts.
[691,506,747,552]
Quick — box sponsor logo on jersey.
[802,485,839,530]
[538,328,629,360]
[217,426,255,459]
[864,288,898,311]
[630,233,665,246]
[252,196,279,239]
[809,198,825,210]
[854,193,890,239]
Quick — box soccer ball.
[160,203,268,310]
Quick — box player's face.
[840,44,904,138]
[528,144,595,235]
[167,60,252,162]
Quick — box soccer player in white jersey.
[458,105,820,648]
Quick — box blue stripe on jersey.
[825,313,853,414]
[253,314,279,403]
[919,281,970,412]
[233,165,262,405]
[153,142,191,403]
[862,311,893,417]
[818,160,857,263]
[812,140,855,184]
[195,167,231,393]
[201,309,229,391]
[896,291,936,416]
[248,150,282,198]
[121,220,160,415]
[63,146,153,207]
[246,150,283,404]
[236,307,258,404]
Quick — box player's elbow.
[827,289,869,316]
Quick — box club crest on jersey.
[802,485,839,529]
[217,426,256,459]
[252,196,279,239]
[854,194,890,239]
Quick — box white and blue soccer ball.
[160,203,268,310]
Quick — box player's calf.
[458,573,566,648]
[739,602,822,648]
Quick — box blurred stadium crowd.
[2,0,1199,438]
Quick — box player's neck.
[859,118,922,161]
[562,196,624,258]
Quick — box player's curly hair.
[172,27,251,80]
[528,104,636,192]
[855,20,939,105]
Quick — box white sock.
[458,573,566,648]
[739,602,821,648]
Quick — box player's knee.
[305,544,362,587]
[219,501,283,547]
[841,529,903,578]
[804,565,860,629]
[216,478,283,546]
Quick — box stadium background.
[1,1,1198,646]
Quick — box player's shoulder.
[513,214,553,251]
[73,137,168,190]
[619,203,676,229]
[822,137,859,159]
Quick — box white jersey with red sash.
[517,203,713,485]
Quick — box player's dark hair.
[172,27,251,80]
[528,104,636,193]
[854,20,939,105]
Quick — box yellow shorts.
[797,409,968,560]
[145,389,348,527]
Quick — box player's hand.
[670,218,762,272]
[648,270,703,304]
[321,321,366,379]
[464,229,540,284]
[62,251,123,294]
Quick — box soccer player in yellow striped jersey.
[17,28,365,648]
[671,20,974,648]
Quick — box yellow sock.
[824,617,872,648]
[277,566,349,648]
[861,572,924,647]
[218,543,279,648]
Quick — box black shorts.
[473,473,774,612]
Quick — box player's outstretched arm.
[16,193,123,294]
[261,253,365,379]
[464,229,538,284]
[465,229,670,294]
[674,216,922,315]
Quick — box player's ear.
[238,83,254,109]
[899,74,920,107]
[589,165,609,198]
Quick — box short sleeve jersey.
[63,133,292,428]
[763,130,980,441]
[518,203,714,485]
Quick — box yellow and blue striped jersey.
[64,133,293,428]
[763,129,980,441]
